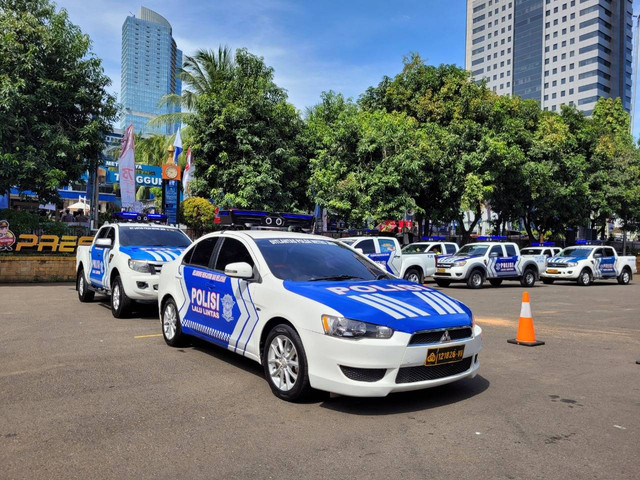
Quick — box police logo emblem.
[221,294,235,322]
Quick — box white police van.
[541,243,637,286]
[157,210,482,401]
[75,212,192,317]
[433,238,546,288]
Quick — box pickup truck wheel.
[617,268,631,285]
[77,268,95,302]
[435,279,451,287]
[577,269,592,286]
[542,278,555,285]
[489,279,503,287]
[467,270,485,289]
[403,268,422,284]
[520,268,536,287]
[162,298,186,347]
[111,276,133,318]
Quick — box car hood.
[439,255,477,264]
[283,279,472,334]
[548,256,583,264]
[119,246,185,262]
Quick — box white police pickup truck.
[340,236,452,283]
[433,242,546,289]
[75,212,192,317]
[540,244,637,286]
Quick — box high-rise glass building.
[465,0,633,115]
[120,6,182,135]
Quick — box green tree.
[190,48,310,211]
[150,46,234,128]
[307,92,424,224]
[181,196,216,237]
[0,0,117,202]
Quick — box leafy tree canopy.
[0,0,117,202]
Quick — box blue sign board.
[165,180,179,225]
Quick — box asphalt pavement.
[1,280,639,480]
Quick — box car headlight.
[321,315,394,339]
[128,259,153,273]
[566,262,577,267]
[455,261,467,266]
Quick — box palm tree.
[148,45,235,128]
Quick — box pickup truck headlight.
[566,262,577,267]
[321,315,394,339]
[455,261,467,266]
[128,259,153,273]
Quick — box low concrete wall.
[0,256,76,283]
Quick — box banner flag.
[118,124,136,208]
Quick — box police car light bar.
[218,210,314,230]
[575,239,602,245]
[112,212,168,224]
[420,236,447,241]
[532,241,556,246]
[477,235,507,241]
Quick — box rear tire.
[162,298,186,347]
[467,270,485,289]
[111,275,133,318]
[489,279,503,287]
[403,268,422,284]
[577,268,592,286]
[617,268,631,285]
[520,268,536,287]
[542,278,555,285]
[435,279,451,287]
[263,324,312,402]
[77,268,95,302]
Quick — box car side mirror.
[95,238,112,248]
[489,252,498,258]
[593,253,602,258]
[225,262,254,280]
[355,248,364,255]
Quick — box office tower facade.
[120,6,182,135]
[465,0,633,115]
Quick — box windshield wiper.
[308,275,365,281]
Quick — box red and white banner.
[182,147,194,195]
[118,124,136,208]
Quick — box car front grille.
[150,263,163,274]
[395,357,473,384]
[340,366,387,382]
[408,327,472,345]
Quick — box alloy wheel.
[267,335,299,392]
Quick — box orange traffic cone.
[507,291,545,347]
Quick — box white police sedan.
[157,230,482,401]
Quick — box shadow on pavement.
[320,375,490,415]
[189,337,265,379]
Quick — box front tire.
[403,268,422,284]
[520,268,537,287]
[162,298,186,347]
[263,324,312,402]
[577,268,592,286]
[467,270,485,289]
[77,268,95,302]
[111,275,133,318]
[542,278,555,285]
[617,268,631,285]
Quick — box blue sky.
[56,0,467,109]
[57,0,639,134]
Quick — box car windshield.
[559,247,592,258]
[521,248,541,255]
[455,244,489,256]
[340,239,356,246]
[119,226,192,247]
[402,244,430,253]
[255,238,390,281]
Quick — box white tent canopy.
[65,201,90,211]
